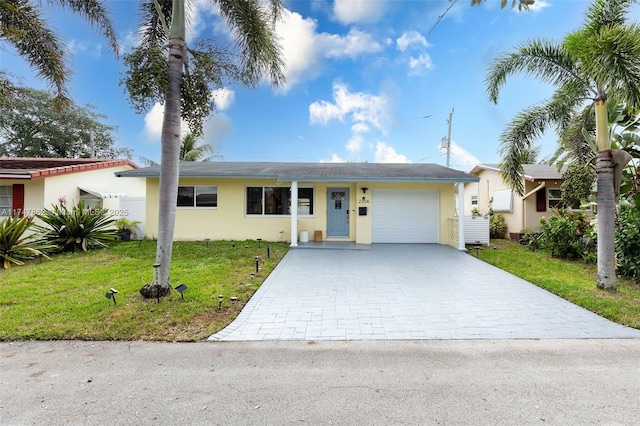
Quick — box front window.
[246,187,314,216]
[177,186,217,208]
[471,194,478,206]
[548,189,562,210]
[0,186,12,217]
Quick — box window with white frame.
[0,186,12,217]
[470,194,478,206]
[246,186,314,216]
[548,188,562,209]
[177,186,217,208]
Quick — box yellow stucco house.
[0,158,146,230]
[464,164,567,238]
[116,162,479,249]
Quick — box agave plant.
[0,215,54,269]
[35,200,117,252]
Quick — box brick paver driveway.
[210,244,640,341]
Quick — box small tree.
[561,164,596,209]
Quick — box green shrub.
[539,211,593,260]
[35,200,117,252]
[519,229,543,251]
[489,214,508,239]
[615,202,640,282]
[0,214,54,268]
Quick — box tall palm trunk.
[155,0,185,290]
[594,96,616,290]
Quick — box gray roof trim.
[116,162,480,183]
[469,163,565,181]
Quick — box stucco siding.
[143,178,458,246]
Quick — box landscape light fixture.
[105,288,118,306]
[257,238,262,247]
[204,238,211,248]
[175,283,187,300]
[230,296,238,303]
[218,294,223,310]
[254,256,260,273]
[267,243,271,258]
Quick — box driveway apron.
[209,244,640,341]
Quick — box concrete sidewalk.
[210,244,640,341]
[2,340,640,425]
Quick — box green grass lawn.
[0,240,288,342]
[2,239,638,342]
[473,239,640,329]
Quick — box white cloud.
[212,88,235,111]
[516,0,550,13]
[275,10,383,91]
[351,123,370,133]
[346,135,363,153]
[333,0,385,24]
[321,154,346,163]
[396,31,429,52]
[67,40,102,59]
[408,54,435,76]
[320,28,383,58]
[309,82,390,134]
[143,103,233,147]
[201,113,233,157]
[395,31,434,77]
[374,142,410,163]
[118,31,139,55]
[143,103,165,141]
[187,0,221,42]
[439,140,481,171]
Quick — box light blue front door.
[326,188,349,237]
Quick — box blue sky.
[3,0,639,171]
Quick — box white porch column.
[458,182,465,251]
[290,181,298,247]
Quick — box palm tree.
[180,133,219,162]
[126,0,284,294]
[485,0,640,291]
[0,0,118,109]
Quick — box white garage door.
[372,190,439,243]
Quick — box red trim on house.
[12,183,25,216]
[0,158,138,180]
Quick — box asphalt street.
[2,339,640,425]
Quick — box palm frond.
[52,0,120,56]
[486,39,592,104]
[583,0,635,35]
[217,0,285,87]
[499,87,583,195]
[582,25,640,109]
[0,0,70,107]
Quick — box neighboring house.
[116,162,479,248]
[464,164,567,237]
[0,158,146,233]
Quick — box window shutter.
[536,189,546,212]
[12,184,25,216]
